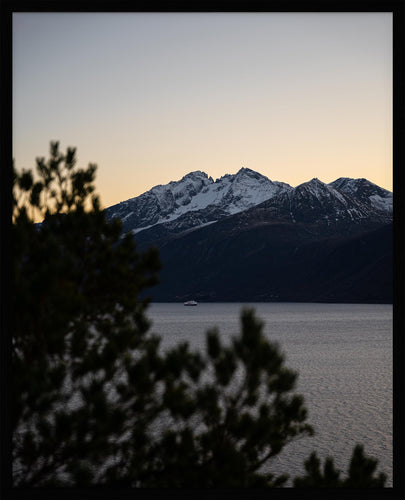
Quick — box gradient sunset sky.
[13,12,393,210]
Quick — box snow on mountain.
[104,169,392,237]
[290,178,373,222]
[218,168,290,214]
[328,177,392,213]
[294,177,361,210]
[254,176,391,229]
[294,178,348,206]
[105,168,291,234]
[163,167,290,217]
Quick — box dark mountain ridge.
[104,169,392,303]
[141,216,392,303]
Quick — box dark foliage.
[12,142,387,488]
[294,445,387,488]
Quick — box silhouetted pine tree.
[12,142,387,488]
[294,445,387,488]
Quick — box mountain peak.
[104,169,391,237]
[235,167,268,180]
[181,170,209,180]
[305,177,324,186]
[105,167,291,234]
[329,177,392,213]
[295,177,328,195]
[237,166,255,174]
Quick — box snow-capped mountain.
[328,177,393,213]
[105,168,291,235]
[102,168,392,303]
[253,177,390,227]
[104,168,392,238]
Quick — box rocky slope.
[104,169,392,303]
[104,168,291,235]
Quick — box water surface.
[148,302,393,486]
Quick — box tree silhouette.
[12,142,387,488]
[294,445,387,488]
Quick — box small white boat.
[184,300,198,306]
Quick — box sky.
[13,12,393,211]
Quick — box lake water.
[148,302,393,486]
